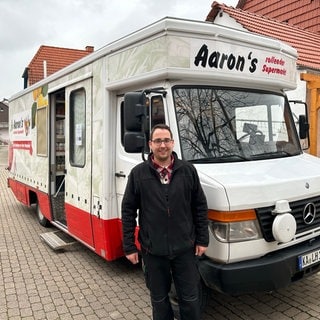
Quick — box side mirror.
[124,132,145,153]
[124,92,147,131]
[123,92,147,153]
[289,100,309,149]
[298,114,309,139]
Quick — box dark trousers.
[141,248,201,320]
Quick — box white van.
[8,18,320,305]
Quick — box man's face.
[149,129,174,164]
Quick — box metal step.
[40,230,77,250]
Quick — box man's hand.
[126,252,139,264]
[195,245,207,256]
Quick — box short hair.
[150,124,173,140]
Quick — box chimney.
[85,46,94,53]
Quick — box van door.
[115,97,141,216]
[115,94,166,216]
[49,89,67,225]
[64,78,94,246]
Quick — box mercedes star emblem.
[303,203,316,225]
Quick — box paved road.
[0,145,8,167]
[1,145,320,319]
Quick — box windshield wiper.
[190,154,249,163]
[251,150,295,159]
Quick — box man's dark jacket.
[122,152,209,256]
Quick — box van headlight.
[210,220,262,242]
[208,209,262,242]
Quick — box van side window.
[70,88,86,167]
[36,106,48,156]
[145,95,165,151]
[151,95,165,128]
[120,101,125,146]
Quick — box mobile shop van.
[8,17,320,300]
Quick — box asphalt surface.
[1,144,320,319]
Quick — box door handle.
[115,171,126,178]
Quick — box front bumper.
[198,236,320,294]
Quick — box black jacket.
[122,152,209,256]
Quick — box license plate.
[298,249,320,270]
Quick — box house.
[236,0,320,34]
[6,45,94,144]
[206,1,320,155]
[0,99,9,145]
[22,45,94,88]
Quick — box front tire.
[36,202,51,227]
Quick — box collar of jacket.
[147,151,182,171]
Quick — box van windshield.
[173,86,301,162]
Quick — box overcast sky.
[0,0,238,100]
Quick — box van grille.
[256,196,320,242]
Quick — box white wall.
[286,69,307,102]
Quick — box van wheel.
[169,279,209,320]
[36,202,51,227]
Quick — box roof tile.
[27,45,93,85]
[237,0,320,33]
[206,2,320,71]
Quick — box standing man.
[122,124,209,320]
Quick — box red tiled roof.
[237,0,320,34]
[26,45,94,85]
[206,2,320,71]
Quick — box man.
[122,124,209,320]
